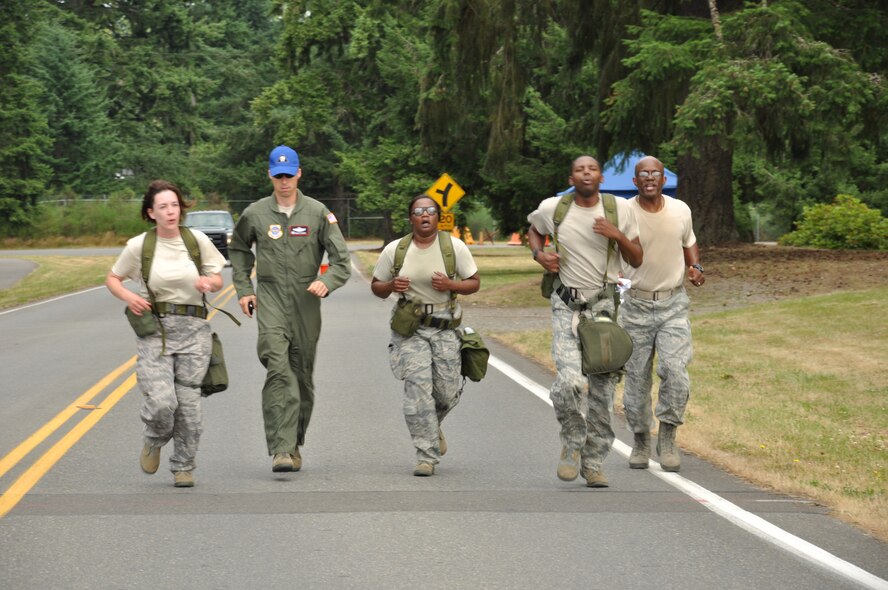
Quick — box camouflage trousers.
[135,314,211,473]
[388,315,461,464]
[549,293,619,472]
[619,289,693,432]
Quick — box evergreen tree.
[0,0,51,235]
[28,23,121,197]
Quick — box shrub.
[779,194,888,250]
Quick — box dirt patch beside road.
[689,244,888,314]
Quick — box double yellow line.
[0,285,238,518]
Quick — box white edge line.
[0,285,106,315]
[488,354,888,590]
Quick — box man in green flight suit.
[230,145,351,473]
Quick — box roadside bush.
[779,194,888,250]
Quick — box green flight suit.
[230,191,351,455]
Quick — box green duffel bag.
[577,313,633,375]
[391,297,424,337]
[459,327,490,382]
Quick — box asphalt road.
[0,258,886,589]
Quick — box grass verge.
[0,256,114,310]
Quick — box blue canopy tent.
[557,151,677,198]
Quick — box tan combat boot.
[629,432,651,469]
[657,423,681,472]
[414,462,435,476]
[581,467,609,488]
[140,444,160,474]
[556,446,580,481]
[290,448,302,471]
[174,471,194,488]
[272,452,295,472]
[438,428,447,456]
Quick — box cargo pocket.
[388,342,405,381]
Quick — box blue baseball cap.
[269,145,300,176]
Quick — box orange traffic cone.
[507,232,522,245]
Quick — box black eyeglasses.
[411,206,439,217]
[273,173,295,179]
[636,170,663,180]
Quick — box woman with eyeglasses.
[371,194,480,476]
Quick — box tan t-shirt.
[374,234,478,305]
[527,194,638,288]
[621,195,696,292]
[111,230,226,305]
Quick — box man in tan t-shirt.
[619,155,705,472]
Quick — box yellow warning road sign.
[425,173,465,212]
[437,211,455,231]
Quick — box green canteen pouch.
[577,313,633,375]
[125,307,160,338]
[459,327,490,382]
[391,298,423,337]
[540,271,557,299]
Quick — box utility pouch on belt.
[458,327,490,382]
[540,271,557,299]
[124,307,160,338]
[391,297,424,337]
[577,312,633,375]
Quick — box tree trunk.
[676,137,737,245]
[708,0,724,41]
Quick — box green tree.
[0,0,51,235]
[602,2,878,244]
[253,1,441,241]
[28,23,121,197]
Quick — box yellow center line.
[0,284,239,518]
[0,373,137,518]
[0,357,136,479]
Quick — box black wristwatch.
[691,263,704,273]
[532,248,542,260]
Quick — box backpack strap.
[180,226,240,327]
[600,193,621,314]
[392,233,413,278]
[601,193,618,263]
[437,231,458,314]
[139,228,166,352]
[551,192,574,258]
[179,226,203,271]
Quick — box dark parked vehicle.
[183,210,235,260]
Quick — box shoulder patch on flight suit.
[268,224,283,239]
[289,225,310,237]
[327,212,338,224]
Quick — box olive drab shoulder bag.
[570,193,634,375]
[389,231,489,382]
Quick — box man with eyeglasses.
[527,155,643,488]
[619,155,704,472]
[371,194,479,476]
[229,145,351,474]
